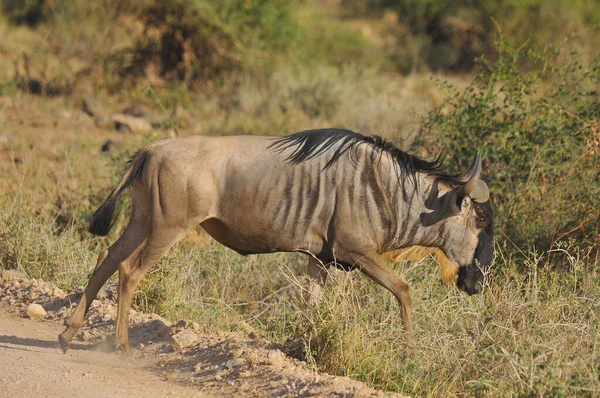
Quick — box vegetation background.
[0,0,599,396]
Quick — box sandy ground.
[0,306,201,398]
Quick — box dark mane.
[270,128,459,190]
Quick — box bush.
[421,41,600,261]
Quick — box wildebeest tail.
[89,150,149,236]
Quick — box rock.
[82,94,104,118]
[225,358,246,369]
[117,123,132,133]
[94,117,111,129]
[51,287,64,297]
[102,313,112,322]
[266,350,285,367]
[1,269,28,280]
[170,329,199,350]
[123,104,164,127]
[193,363,203,372]
[232,348,245,358]
[26,303,47,320]
[175,319,191,329]
[156,325,172,338]
[96,282,118,302]
[109,113,152,133]
[81,330,93,342]
[90,300,101,309]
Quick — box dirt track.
[0,306,201,397]
[0,271,405,398]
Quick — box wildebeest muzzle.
[456,264,484,295]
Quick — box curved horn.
[458,151,482,182]
[457,153,490,202]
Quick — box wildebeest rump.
[59,129,493,355]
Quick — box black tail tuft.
[88,149,148,237]
[88,196,118,236]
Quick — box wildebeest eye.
[476,217,487,228]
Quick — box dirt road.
[0,271,404,397]
[0,306,201,397]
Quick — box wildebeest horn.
[457,153,489,203]
[458,151,482,182]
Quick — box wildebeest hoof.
[118,343,132,357]
[58,334,70,353]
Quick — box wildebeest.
[58,128,493,355]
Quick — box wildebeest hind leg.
[114,226,185,356]
[58,220,147,353]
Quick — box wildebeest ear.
[420,180,461,227]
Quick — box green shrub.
[422,41,600,261]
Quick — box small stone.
[26,303,47,320]
[1,269,28,280]
[13,281,20,288]
[232,348,245,358]
[214,374,223,381]
[225,358,246,369]
[175,320,190,329]
[51,287,64,297]
[170,329,199,350]
[82,94,104,118]
[156,325,172,338]
[109,113,152,133]
[94,117,111,129]
[102,313,112,322]
[81,330,92,342]
[266,350,285,367]
[90,300,101,309]
[240,371,251,378]
[193,363,203,372]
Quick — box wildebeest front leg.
[354,254,413,333]
[305,256,328,306]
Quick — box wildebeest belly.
[200,217,311,255]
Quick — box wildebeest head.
[420,152,494,295]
